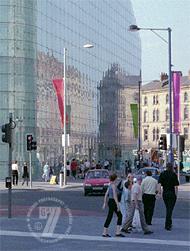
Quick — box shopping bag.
[132,209,142,232]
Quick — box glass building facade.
[0,0,141,177]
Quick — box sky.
[131,0,190,83]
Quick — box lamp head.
[129,25,140,31]
[83,44,94,48]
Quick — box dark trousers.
[71,170,76,179]
[142,193,156,225]
[12,170,18,185]
[104,199,122,228]
[163,192,176,228]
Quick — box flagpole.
[63,48,67,186]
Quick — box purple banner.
[173,71,182,134]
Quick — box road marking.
[0,230,189,247]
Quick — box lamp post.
[63,43,94,186]
[63,48,67,186]
[138,79,141,167]
[129,25,173,163]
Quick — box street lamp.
[83,44,94,48]
[63,43,94,186]
[129,24,173,163]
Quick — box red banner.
[52,79,64,128]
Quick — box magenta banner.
[173,71,182,134]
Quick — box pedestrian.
[12,160,19,186]
[43,162,50,182]
[70,159,78,179]
[121,176,153,235]
[104,159,109,169]
[84,159,90,174]
[66,161,71,177]
[96,161,102,169]
[141,170,158,225]
[124,160,132,176]
[102,173,124,237]
[158,162,179,231]
[49,166,54,179]
[120,179,132,224]
[22,162,29,186]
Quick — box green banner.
[130,104,138,138]
[66,105,71,134]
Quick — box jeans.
[104,199,122,228]
[163,192,176,228]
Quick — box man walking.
[141,170,158,225]
[158,163,179,231]
[121,176,153,235]
[12,160,19,186]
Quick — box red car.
[83,169,110,196]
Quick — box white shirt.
[131,183,142,201]
[66,164,70,171]
[12,163,18,171]
[141,176,158,195]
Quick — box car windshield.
[86,171,109,179]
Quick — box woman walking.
[102,173,124,237]
[22,162,29,186]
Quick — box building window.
[153,128,156,141]
[153,109,156,122]
[165,108,169,121]
[144,96,148,105]
[184,92,188,102]
[184,127,189,139]
[144,111,148,122]
[166,94,169,104]
[156,95,159,104]
[184,106,189,120]
[144,129,148,141]
[153,96,156,105]
[156,109,159,121]
[156,128,159,140]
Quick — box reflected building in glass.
[0,0,141,177]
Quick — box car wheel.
[185,176,189,182]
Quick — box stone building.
[141,71,190,151]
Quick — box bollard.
[59,171,64,187]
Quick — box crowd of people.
[41,159,115,182]
[102,162,179,237]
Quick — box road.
[0,186,190,251]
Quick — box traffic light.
[179,135,185,152]
[27,134,33,151]
[27,134,37,151]
[159,134,167,150]
[1,123,11,143]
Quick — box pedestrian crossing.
[0,230,189,247]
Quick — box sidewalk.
[0,178,83,192]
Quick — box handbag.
[132,209,141,232]
[117,180,123,202]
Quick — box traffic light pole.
[8,113,13,218]
[29,151,32,188]
[177,134,180,182]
